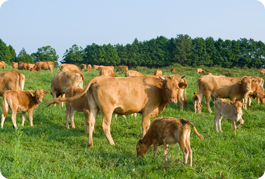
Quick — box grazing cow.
[18,62,30,70]
[28,64,35,70]
[86,64,92,72]
[80,64,86,71]
[98,66,116,77]
[12,62,18,70]
[51,70,84,106]
[1,89,49,129]
[197,75,257,113]
[0,61,5,69]
[213,98,246,136]
[196,68,205,73]
[116,65,128,72]
[65,86,91,133]
[207,72,213,75]
[192,93,201,113]
[30,61,54,72]
[125,70,143,77]
[94,65,100,70]
[136,117,204,167]
[60,64,79,72]
[46,76,188,146]
[258,69,265,75]
[154,69,162,76]
[0,70,25,96]
[170,68,175,73]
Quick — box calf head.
[192,93,200,102]
[232,101,245,115]
[239,76,257,92]
[136,139,149,157]
[30,89,50,103]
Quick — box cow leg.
[131,113,137,117]
[248,97,252,106]
[163,144,169,161]
[1,114,6,129]
[83,109,92,134]
[242,98,247,110]
[205,95,212,113]
[11,111,18,129]
[198,103,202,113]
[185,132,192,167]
[1,99,9,129]
[21,112,26,126]
[177,90,183,111]
[101,110,115,145]
[70,106,75,129]
[61,94,65,107]
[65,102,70,129]
[236,118,244,129]
[87,107,98,147]
[142,113,151,137]
[232,120,237,136]
[28,110,34,127]
[194,102,197,113]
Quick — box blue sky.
[0,0,265,63]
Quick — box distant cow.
[28,64,35,70]
[197,75,257,113]
[31,61,54,72]
[86,64,92,72]
[18,62,30,70]
[94,65,100,70]
[0,70,25,96]
[154,69,162,76]
[12,62,18,70]
[170,68,175,73]
[192,93,201,113]
[116,65,128,72]
[60,64,79,72]
[136,117,204,167]
[80,64,86,71]
[213,98,245,136]
[0,61,5,69]
[1,89,49,129]
[207,72,213,75]
[258,69,265,75]
[196,68,205,73]
[125,70,143,77]
[46,76,188,146]
[51,70,84,106]
[98,67,116,77]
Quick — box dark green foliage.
[17,48,34,63]
[31,46,59,65]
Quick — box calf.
[136,117,204,167]
[192,93,201,113]
[213,98,246,135]
[1,89,49,129]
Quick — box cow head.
[232,101,245,115]
[136,139,149,157]
[239,76,257,92]
[30,89,50,103]
[159,76,179,103]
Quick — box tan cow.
[1,89,49,129]
[0,70,25,96]
[98,66,116,77]
[213,98,246,136]
[30,61,54,72]
[170,68,175,73]
[65,86,91,133]
[116,65,128,72]
[0,61,5,69]
[196,68,205,73]
[51,70,84,106]
[207,72,213,75]
[197,75,257,113]
[125,70,143,77]
[258,69,265,75]
[80,64,86,71]
[136,117,204,167]
[154,69,162,76]
[18,62,30,70]
[28,64,35,70]
[12,62,18,70]
[60,64,79,72]
[86,64,92,72]
[46,76,188,146]
[192,93,202,113]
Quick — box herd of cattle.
[0,61,264,167]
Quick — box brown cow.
[116,65,128,72]
[154,69,162,76]
[1,89,49,129]
[258,69,265,75]
[125,70,143,77]
[136,117,204,167]
[60,64,79,72]
[0,70,25,96]
[213,98,246,136]
[30,61,54,72]
[12,62,18,70]
[192,93,202,113]
[98,67,116,77]
[86,64,92,72]
[0,61,5,69]
[65,86,91,133]
[28,64,35,70]
[197,75,257,113]
[51,70,84,107]
[18,62,30,70]
[196,68,205,73]
[170,68,175,73]
[46,75,188,146]
[94,65,100,70]
[207,72,213,75]
[80,64,86,71]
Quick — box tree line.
[1,35,265,68]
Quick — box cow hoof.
[87,144,94,147]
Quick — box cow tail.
[187,121,204,140]
[80,72,85,82]
[19,73,25,90]
[46,77,98,107]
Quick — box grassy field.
[0,64,264,179]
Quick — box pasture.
[0,64,264,178]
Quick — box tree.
[17,48,34,63]
[61,44,84,64]
[32,46,59,65]
[8,45,16,63]
[0,39,12,64]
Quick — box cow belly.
[114,107,139,115]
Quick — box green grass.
[0,65,264,178]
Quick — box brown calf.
[1,89,49,129]
[0,61,6,69]
[136,117,204,167]
[192,93,201,113]
[213,98,246,135]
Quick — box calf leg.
[28,110,34,127]
[69,106,75,129]
[232,120,237,136]
[214,113,222,133]
[179,138,189,165]
[21,112,26,126]
[153,143,159,159]
[185,132,192,166]
[205,95,212,113]
[218,116,223,132]
[163,144,169,161]
[1,99,9,129]
[236,118,244,129]
[65,102,70,129]
[11,111,18,129]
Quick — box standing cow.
[30,61,54,73]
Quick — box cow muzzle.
[169,98,177,103]
[38,100,42,103]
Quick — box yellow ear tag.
[182,86,186,89]
[238,81,241,84]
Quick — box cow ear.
[213,102,215,105]
[179,83,188,89]
[138,139,143,144]
[238,80,242,84]
[159,76,166,80]
[29,91,35,97]
[44,91,49,95]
